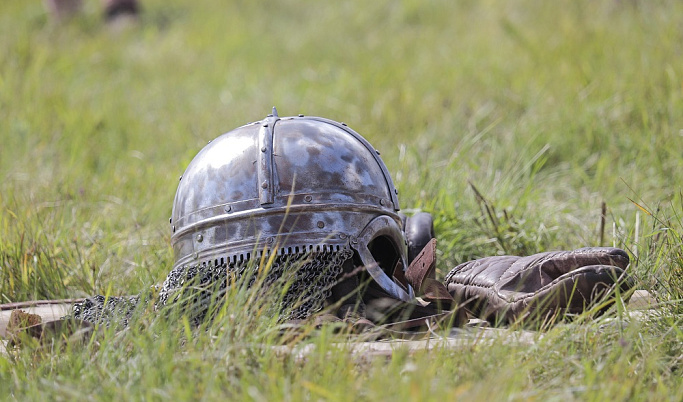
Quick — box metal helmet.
[169,108,413,303]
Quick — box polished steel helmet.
[170,108,414,302]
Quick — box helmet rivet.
[179,175,182,181]
[395,189,399,194]
[350,236,358,244]
[339,233,347,239]
[193,252,199,259]
[317,221,325,229]
[196,234,203,242]
[380,199,385,206]
[261,146,266,152]
[172,225,176,233]
[169,217,172,224]
[224,205,232,213]
[261,181,268,189]
[263,123,269,127]
[341,122,347,126]
[298,114,304,117]
[375,149,381,155]
[304,195,312,202]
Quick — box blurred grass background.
[2,0,681,299]
[0,0,681,399]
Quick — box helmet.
[168,108,414,314]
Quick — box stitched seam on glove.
[494,266,624,303]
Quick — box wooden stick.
[0,298,85,311]
[599,201,606,247]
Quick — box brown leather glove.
[444,247,633,325]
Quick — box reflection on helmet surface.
[166,109,414,319]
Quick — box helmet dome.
[170,109,412,301]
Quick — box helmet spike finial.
[272,106,278,118]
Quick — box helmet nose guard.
[169,108,414,302]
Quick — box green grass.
[1,0,682,399]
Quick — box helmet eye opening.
[367,235,400,276]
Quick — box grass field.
[1,0,682,399]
